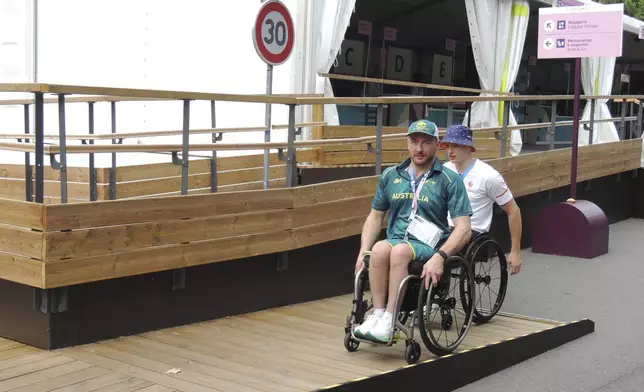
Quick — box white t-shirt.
[444,159,514,233]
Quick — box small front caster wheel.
[344,331,359,352]
[404,340,421,364]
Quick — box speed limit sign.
[253,0,295,66]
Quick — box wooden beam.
[0,223,43,259]
[111,166,287,199]
[0,251,43,288]
[292,216,365,249]
[292,195,372,228]
[43,230,294,288]
[43,209,292,260]
[293,176,378,208]
[0,198,44,230]
[42,188,293,231]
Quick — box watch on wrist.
[438,250,448,261]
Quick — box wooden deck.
[0,294,569,392]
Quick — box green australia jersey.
[372,157,473,242]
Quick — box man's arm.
[422,174,473,287]
[487,172,523,274]
[500,199,522,274]
[439,215,471,256]
[358,209,386,257]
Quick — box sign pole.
[264,64,273,189]
[570,57,581,200]
[252,0,294,190]
[532,3,623,260]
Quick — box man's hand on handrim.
[421,253,445,289]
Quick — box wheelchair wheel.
[461,238,508,324]
[404,340,421,364]
[417,256,475,356]
[344,331,360,352]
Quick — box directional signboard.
[538,4,624,59]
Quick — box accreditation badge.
[406,214,443,248]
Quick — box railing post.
[637,102,643,139]
[23,105,32,202]
[181,99,190,195]
[550,100,557,150]
[34,93,44,204]
[620,100,626,140]
[88,102,97,201]
[264,64,273,190]
[285,104,297,187]
[375,103,383,175]
[447,103,453,126]
[109,102,117,200]
[57,94,68,204]
[588,99,596,145]
[210,100,218,193]
[629,101,634,140]
[500,100,510,157]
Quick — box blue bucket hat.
[440,125,476,152]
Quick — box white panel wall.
[1,0,300,166]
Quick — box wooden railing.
[1,138,640,289]
[0,82,642,203]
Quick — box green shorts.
[384,238,437,262]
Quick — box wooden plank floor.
[0,294,563,392]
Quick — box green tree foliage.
[599,0,644,19]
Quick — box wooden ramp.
[0,294,593,392]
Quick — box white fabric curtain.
[463,0,530,156]
[308,0,356,125]
[578,55,619,146]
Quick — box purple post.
[570,57,581,199]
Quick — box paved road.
[457,218,644,392]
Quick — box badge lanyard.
[409,167,430,218]
[460,159,477,179]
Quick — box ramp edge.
[316,318,595,392]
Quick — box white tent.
[463,0,531,156]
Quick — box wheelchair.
[462,231,509,325]
[343,232,508,364]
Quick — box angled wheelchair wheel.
[417,255,475,356]
[461,238,508,324]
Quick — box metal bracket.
[494,132,507,140]
[115,138,124,144]
[277,148,290,162]
[366,143,380,154]
[171,151,187,166]
[276,252,288,272]
[583,124,591,131]
[34,287,68,314]
[49,154,64,171]
[214,132,223,142]
[294,127,302,136]
[632,169,639,179]
[616,173,622,183]
[172,268,186,291]
[584,180,591,192]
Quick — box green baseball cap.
[408,120,439,138]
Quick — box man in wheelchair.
[441,125,523,275]
[353,120,474,343]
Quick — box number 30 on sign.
[253,0,295,66]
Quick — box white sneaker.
[366,312,400,343]
[354,313,381,338]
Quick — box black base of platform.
[317,319,595,392]
[0,168,639,349]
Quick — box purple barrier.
[532,199,609,259]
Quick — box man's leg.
[354,240,392,338]
[369,240,393,310]
[366,242,414,342]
